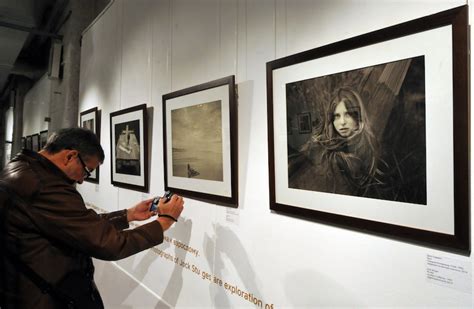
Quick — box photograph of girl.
[287,56,426,205]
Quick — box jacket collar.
[15,149,75,185]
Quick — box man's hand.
[157,194,184,231]
[127,198,154,222]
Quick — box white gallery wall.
[22,73,50,136]
[78,0,473,308]
[4,106,13,165]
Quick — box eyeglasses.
[77,153,92,179]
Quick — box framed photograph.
[80,107,100,183]
[163,75,238,206]
[266,6,468,254]
[31,134,40,152]
[25,135,32,150]
[39,130,48,149]
[110,104,148,192]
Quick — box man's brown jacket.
[0,150,164,308]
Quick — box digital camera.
[149,190,174,212]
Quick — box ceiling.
[0,0,68,99]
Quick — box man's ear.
[64,149,78,165]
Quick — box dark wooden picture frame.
[80,107,100,183]
[39,130,48,150]
[266,6,469,254]
[25,135,32,151]
[31,134,40,152]
[163,75,238,207]
[110,104,149,192]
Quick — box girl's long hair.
[314,87,380,193]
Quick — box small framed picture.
[80,107,100,183]
[25,135,32,150]
[163,75,238,206]
[39,130,48,149]
[110,104,149,192]
[21,137,26,149]
[31,134,40,152]
[80,107,100,134]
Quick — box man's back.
[0,150,96,308]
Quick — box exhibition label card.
[426,254,471,293]
[225,207,240,225]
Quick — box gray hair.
[43,128,105,162]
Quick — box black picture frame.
[31,134,40,152]
[163,75,238,207]
[266,6,469,254]
[110,104,149,192]
[80,107,100,183]
[25,135,32,151]
[39,130,48,150]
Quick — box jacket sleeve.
[23,185,164,261]
[100,210,129,230]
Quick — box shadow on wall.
[94,254,157,309]
[94,216,193,308]
[154,216,193,308]
[204,223,262,307]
